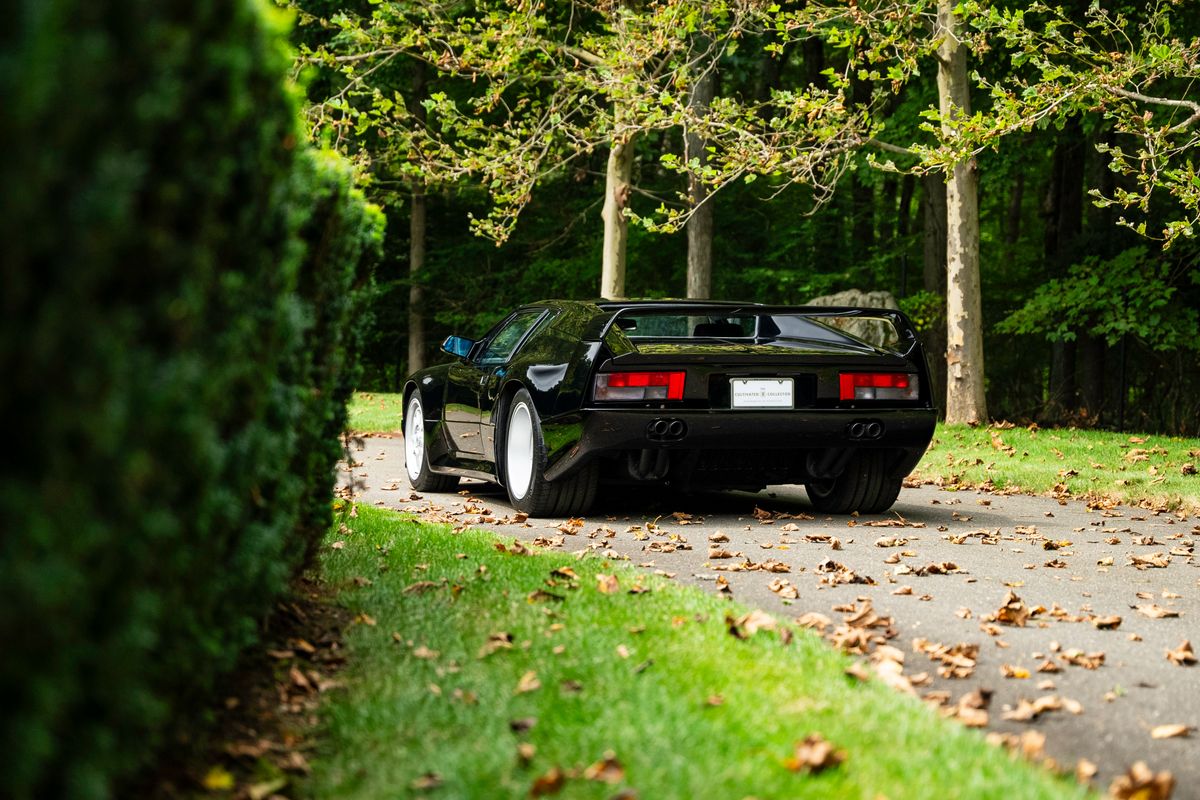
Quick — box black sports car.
[402,300,937,517]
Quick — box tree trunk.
[408,189,426,375]
[686,65,716,299]
[921,173,948,411]
[407,62,429,375]
[600,126,637,299]
[937,0,986,424]
[1043,118,1085,419]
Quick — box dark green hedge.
[289,152,384,567]
[0,2,380,798]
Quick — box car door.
[444,309,546,456]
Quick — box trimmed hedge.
[290,151,384,566]
[0,2,380,798]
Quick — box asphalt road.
[344,435,1200,795]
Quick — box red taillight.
[839,372,918,401]
[595,371,686,401]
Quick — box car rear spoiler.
[585,303,923,351]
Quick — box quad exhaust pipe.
[847,420,884,440]
[646,417,687,442]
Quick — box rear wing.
[586,303,923,351]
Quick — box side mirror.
[441,335,475,359]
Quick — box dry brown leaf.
[410,772,443,790]
[1166,639,1197,666]
[583,752,625,783]
[783,734,846,774]
[795,612,832,631]
[1076,758,1097,784]
[1135,604,1180,619]
[989,590,1030,627]
[1128,552,1171,569]
[596,574,620,594]
[478,632,514,659]
[1150,724,1191,740]
[1093,615,1123,630]
[529,766,566,797]
[727,609,777,639]
[515,671,541,695]
[1109,761,1174,800]
[708,547,735,560]
[1000,664,1031,679]
[768,578,798,599]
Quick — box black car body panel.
[403,299,937,496]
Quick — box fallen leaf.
[509,717,537,733]
[596,574,620,594]
[783,733,845,773]
[479,632,514,658]
[768,578,798,599]
[583,752,625,783]
[515,671,541,694]
[1076,758,1098,784]
[1135,604,1180,619]
[727,609,777,639]
[529,766,566,797]
[1166,640,1196,666]
[1109,761,1174,800]
[1092,615,1122,630]
[988,590,1030,627]
[410,772,443,790]
[1000,664,1031,679]
[517,742,537,766]
[1150,724,1191,740]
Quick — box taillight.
[594,371,686,401]
[839,372,918,401]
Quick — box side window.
[477,310,544,365]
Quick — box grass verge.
[305,504,1083,799]
[347,391,404,434]
[913,424,1200,513]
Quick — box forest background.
[290,0,1200,435]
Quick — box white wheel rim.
[405,396,424,483]
[506,401,535,499]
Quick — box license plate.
[730,378,794,409]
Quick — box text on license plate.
[730,378,794,409]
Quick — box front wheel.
[503,389,597,517]
[404,394,459,493]
[805,451,902,514]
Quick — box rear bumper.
[543,407,937,481]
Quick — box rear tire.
[805,451,902,514]
[404,394,459,493]
[503,388,597,517]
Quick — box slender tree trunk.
[937,0,986,424]
[1043,118,1085,419]
[686,65,716,299]
[407,62,429,375]
[408,189,426,374]
[600,124,637,299]
[921,173,948,411]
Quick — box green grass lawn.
[914,424,1200,513]
[347,392,405,434]
[304,505,1083,799]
